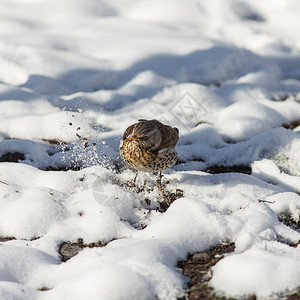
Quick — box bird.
[119,119,179,206]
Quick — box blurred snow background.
[0,0,300,299]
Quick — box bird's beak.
[127,135,139,141]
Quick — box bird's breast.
[120,140,157,172]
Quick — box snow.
[0,0,300,299]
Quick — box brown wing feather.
[158,124,179,149]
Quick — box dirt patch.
[206,165,252,175]
[159,188,184,212]
[283,121,300,130]
[59,238,111,262]
[272,94,300,102]
[45,165,81,171]
[278,214,300,248]
[0,237,16,242]
[287,293,300,300]
[279,214,300,233]
[0,152,25,163]
[177,243,236,300]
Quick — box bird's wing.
[150,120,179,149]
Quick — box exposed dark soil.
[0,150,82,171]
[59,238,111,262]
[283,120,300,130]
[177,243,236,300]
[45,165,81,171]
[0,237,16,242]
[206,165,252,175]
[278,214,300,247]
[0,152,25,163]
[272,94,300,102]
[159,188,184,212]
[287,293,300,300]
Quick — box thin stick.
[258,199,275,204]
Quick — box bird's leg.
[143,178,147,189]
[133,170,138,185]
[156,171,170,207]
[157,171,162,186]
[127,170,138,189]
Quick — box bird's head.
[126,120,162,151]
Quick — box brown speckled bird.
[119,119,179,205]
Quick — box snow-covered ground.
[1,0,300,299]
